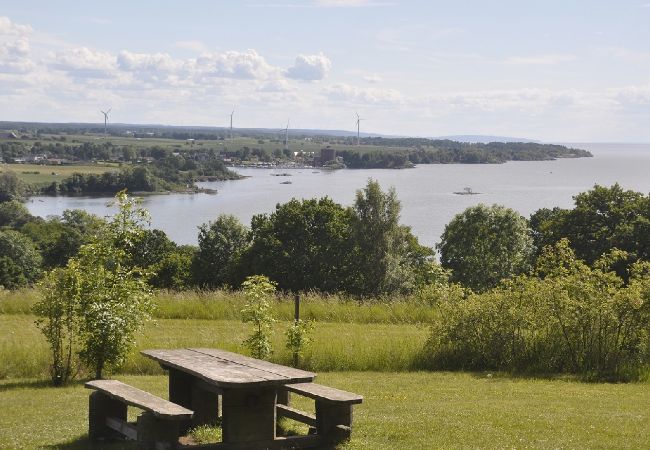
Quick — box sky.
[1,0,650,142]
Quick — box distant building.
[0,131,18,139]
[320,147,336,164]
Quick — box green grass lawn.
[0,314,428,378]
[0,163,119,186]
[1,372,649,449]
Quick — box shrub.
[423,240,650,379]
[241,275,276,359]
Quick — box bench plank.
[277,404,317,427]
[142,349,314,388]
[85,380,193,420]
[285,383,363,405]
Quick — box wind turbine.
[100,108,111,139]
[283,119,290,150]
[355,112,364,146]
[229,108,235,141]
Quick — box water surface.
[26,143,650,248]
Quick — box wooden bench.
[277,382,363,444]
[86,380,193,450]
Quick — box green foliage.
[150,245,195,290]
[193,214,249,288]
[244,198,354,292]
[531,184,650,270]
[241,275,276,360]
[0,200,32,228]
[0,170,25,202]
[189,424,222,444]
[0,229,42,289]
[33,267,80,385]
[438,204,535,292]
[349,179,434,296]
[34,191,154,381]
[286,319,314,367]
[424,239,650,379]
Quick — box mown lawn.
[1,372,649,449]
[0,163,119,186]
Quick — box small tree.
[241,275,276,360]
[285,319,314,368]
[34,191,154,382]
[33,265,81,385]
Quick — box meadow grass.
[0,163,119,186]
[0,288,438,324]
[0,314,428,379]
[1,372,650,449]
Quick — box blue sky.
[1,0,650,141]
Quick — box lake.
[25,143,650,248]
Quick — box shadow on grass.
[43,436,136,449]
[0,379,54,392]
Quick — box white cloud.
[324,83,404,105]
[117,51,181,73]
[285,53,331,81]
[193,49,274,79]
[52,47,117,77]
[0,38,34,73]
[0,16,33,36]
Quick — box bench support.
[222,387,276,444]
[169,368,219,431]
[89,391,127,440]
[137,411,183,450]
[316,402,353,442]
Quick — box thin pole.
[293,293,300,367]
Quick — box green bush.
[423,240,650,379]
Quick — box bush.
[423,240,650,379]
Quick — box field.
[2,291,650,448]
[0,162,119,186]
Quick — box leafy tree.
[437,204,535,291]
[193,214,250,288]
[129,229,177,269]
[0,171,25,202]
[286,319,314,368]
[150,245,196,290]
[241,275,276,360]
[0,229,42,289]
[34,191,154,381]
[34,266,81,385]
[349,179,432,296]
[0,200,32,228]
[530,184,650,268]
[244,198,354,292]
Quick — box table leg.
[222,386,277,444]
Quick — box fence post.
[293,293,300,367]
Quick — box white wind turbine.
[355,112,364,146]
[283,119,290,150]
[229,108,236,141]
[100,108,111,139]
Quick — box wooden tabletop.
[141,348,316,388]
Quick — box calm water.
[26,143,650,248]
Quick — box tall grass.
[1,288,438,324]
[0,315,428,379]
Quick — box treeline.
[338,141,591,168]
[3,182,650,378]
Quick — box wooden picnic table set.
[85,348,363,449]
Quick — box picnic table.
[141,347,317,446]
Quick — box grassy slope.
[0,315,427,378]
[0,163,119,187]
[1,372,649,449]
